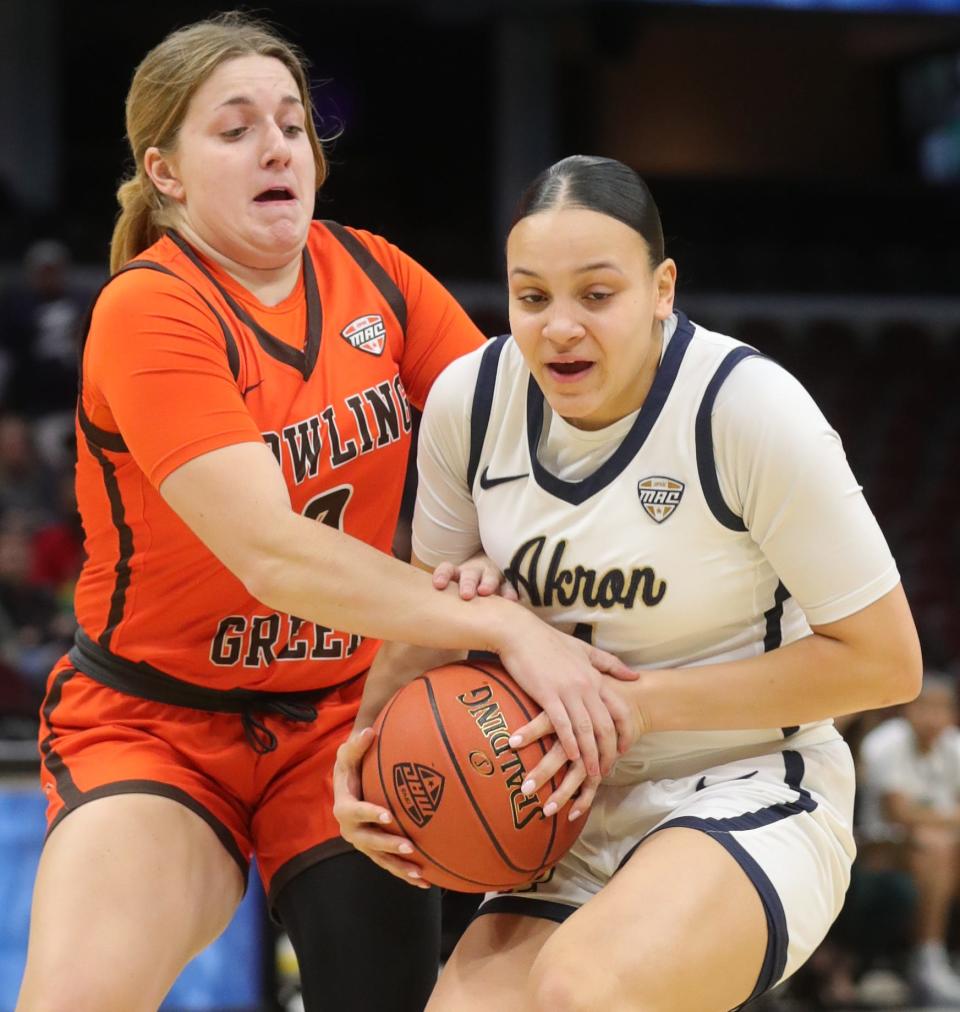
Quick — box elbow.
[240,552,287,608]
[878,633,924,708]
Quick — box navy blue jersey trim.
[612,750,814,1001]
[466,335,511,491]
[762,581,800,739]
[711,832,787,1003]
[615,748,817,862]
[695,345,763,531]
[764,581,791,652]
[321,220,408,333]
[474,896,576,924]
[525,311,696,506]
[167,230,320,379]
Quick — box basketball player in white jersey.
[333,155,922,1011]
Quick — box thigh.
[39,664,254,873]
[537,826,767,1012]
[17,793,244,1012]
[276,850,441,1012]
[427,912,559,1012]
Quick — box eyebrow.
[215,94,303,110]
[510,261,624,278]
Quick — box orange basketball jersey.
[71,222,484,694]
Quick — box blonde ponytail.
[109,173,166,274]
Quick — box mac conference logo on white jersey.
[340,314,386,356]
[638,476,685,523]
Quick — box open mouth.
[254,187,295,202]
[548,361,593,376]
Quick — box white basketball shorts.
[476,736,856,1003]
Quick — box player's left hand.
[333,728,430,888]
[511,677,646,819]
[433,553,520,602]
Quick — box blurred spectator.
[859,673,960,1006]
[29,472,84,600]
[0,413,59,528]
[0,239,89,468]
[0,518,74,703]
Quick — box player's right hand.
[433,553,520,602]
[332,728,430,888]
[497,619,638,780]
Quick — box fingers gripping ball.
[360,660,584,891]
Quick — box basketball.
[361,658,584,891]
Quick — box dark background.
[2,0,960,294]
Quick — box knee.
[528,941,622,1012]
[18,960,163,1012]
[528,940,677,1012]
[18,978,118,1012]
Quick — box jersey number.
[303,485,354,530]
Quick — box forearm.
[632,617,919,734]
[247,510,523,651]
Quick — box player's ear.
[653,258,677,321]
[144,147,184,202]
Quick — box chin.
[247,224,309,265]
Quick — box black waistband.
[69,628,364,754]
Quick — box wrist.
[474,594,529,655]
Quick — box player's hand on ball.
[520,742,600,823]
[433,554,520,602]
[332,728,430,888]
[498,622,639,780]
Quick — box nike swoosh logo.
[479,466,530,490]
[695,770,758,792]
[242,380,264,398]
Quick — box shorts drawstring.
[241,700,319,754]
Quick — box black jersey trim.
[76,257,244,452]
[321,221,408,333]
[119,259,241,381]
[40,666,82,808]
[167,230,321,379]
[69,626,356,713]
[467,335,511,491]
[525,311,695,506]
[85,440,135,651]
[695,345,763,531]
[77,404,128,453]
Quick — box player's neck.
[174,225,302,306]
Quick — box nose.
[260,121,292,168]
[542,302,586,346]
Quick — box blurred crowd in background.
[0,239,87,741]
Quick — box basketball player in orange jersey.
[334,155,923,1011]
[15,17,639,1012]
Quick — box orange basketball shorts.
[38,655,363,909]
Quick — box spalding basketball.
[361,658,584,891]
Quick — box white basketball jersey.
[413,312,899,774]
